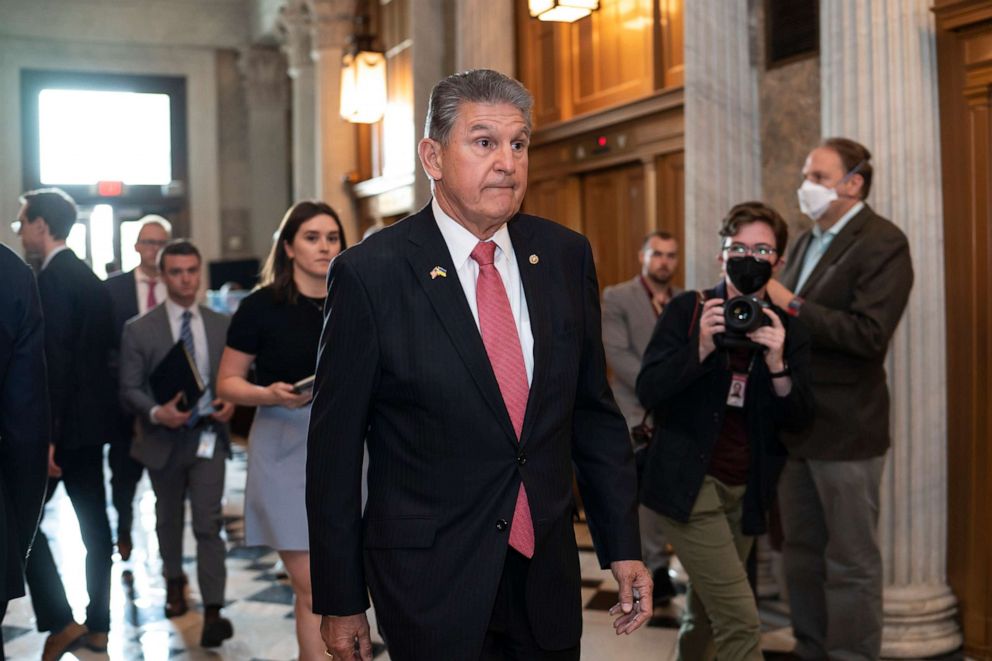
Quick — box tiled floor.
[3,443,802,660]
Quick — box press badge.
[726,373,748,408]
[196,428,217,459]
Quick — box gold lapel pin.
[529,254,539,265]
[430,266,448,279]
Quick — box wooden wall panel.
[523,176,583,233]
[934,2,992,657]
[582,162,647,289]
[656,151,685,286]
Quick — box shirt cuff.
[149,405,161,424]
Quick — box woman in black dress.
[217,201,345,660]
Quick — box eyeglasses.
[723,242,777,258]
[136,239,169,248]
[10,219,26,234]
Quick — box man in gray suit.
[602,230,680,603]
[119,239,236,648]
[767,138,914,660]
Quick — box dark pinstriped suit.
[306,205,641,660]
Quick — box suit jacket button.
[516,452,527,466]
[496,519,508,531]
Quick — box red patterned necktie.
[470,241,535,558]
[146,278,158,310]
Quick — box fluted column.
[683,0,761,289]
[240,45,290,257]
[821,1,961,656]
[308,0,358,243]
[280,0,318,201]
[455,0,515,75]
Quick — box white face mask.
[797,179,838,221]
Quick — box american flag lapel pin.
[430,266,448,280]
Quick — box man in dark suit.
[15,188,116,658]
[0,243,50,660]
[766,138,914,660]
[119,239,235,648]
[308,69,651,661]
[105,216,171,561]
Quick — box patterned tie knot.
[470,241,497,267]
[182,310,192,322]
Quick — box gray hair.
[424,69,533,145]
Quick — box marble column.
[682,0,762,289]
[239,45,290,259]
[410,0,450,207]
[454,0,515,75]
[279,0,318,201]
[820,1,961,656]
[308,0,359,243]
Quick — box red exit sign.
[96,180,125,196]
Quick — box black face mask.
[726,256,772,295]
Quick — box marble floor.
[2,443,802,660]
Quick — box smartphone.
[292,375,316,394]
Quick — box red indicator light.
[96,180,125,197]
[597,136,608,147]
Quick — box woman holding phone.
[217,200,345,660]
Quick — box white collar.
[431,198,514,269]
[164,297,199,322]
[41,245,71,271]
[134,268,160,284]
[814,201,864,239]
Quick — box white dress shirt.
[135,268,167,315]
[432,198,535,385]
[150,298,214,422]
[795,201,864,293]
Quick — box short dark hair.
[260,200,346,304]
[158,239,201,272]
[821,137,873,199]
[19,188,78,240]
[642,230,677,249]
[719,202,789,256]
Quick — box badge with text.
[197,428,217,459]
[726,373,748,408]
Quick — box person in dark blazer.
[766,138,914,660]
[105,216,171,561]
[308,69,651,661]
[119,239,235,649]
[0,243,50,660]
[15,188,116,658]
[637,202,813,660]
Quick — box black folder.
[149,340,205,412]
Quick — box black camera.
[715,295,771,351]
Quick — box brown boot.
[41,621,87,661]
[164,575,188,618]
[116,530,133,561]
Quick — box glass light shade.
[528,0,598,22]
[339,50,387,124]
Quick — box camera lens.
[724,295,765,333]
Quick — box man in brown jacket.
[766,137,913,661]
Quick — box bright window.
[38,89,172,186]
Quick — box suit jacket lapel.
[405,207,518,445]
[798,206,872,296]
[781,232,812,291]
[509,217,550,449]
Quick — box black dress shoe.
[653,566,678,606]
[164,575,189,618]
[200,610,234,648]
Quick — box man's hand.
[608,560,653,635]
[265,382,313,409]
[765,278,793,309]
[698,298,725,363]
[320,613,373,660]
[156,392,192,429]
[209,398,236,423]
[749,308,787,372]
[47,443,62,479]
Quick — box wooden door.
[581,162,647,289]
[523,176,583,233]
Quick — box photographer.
[636,202,813,661]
